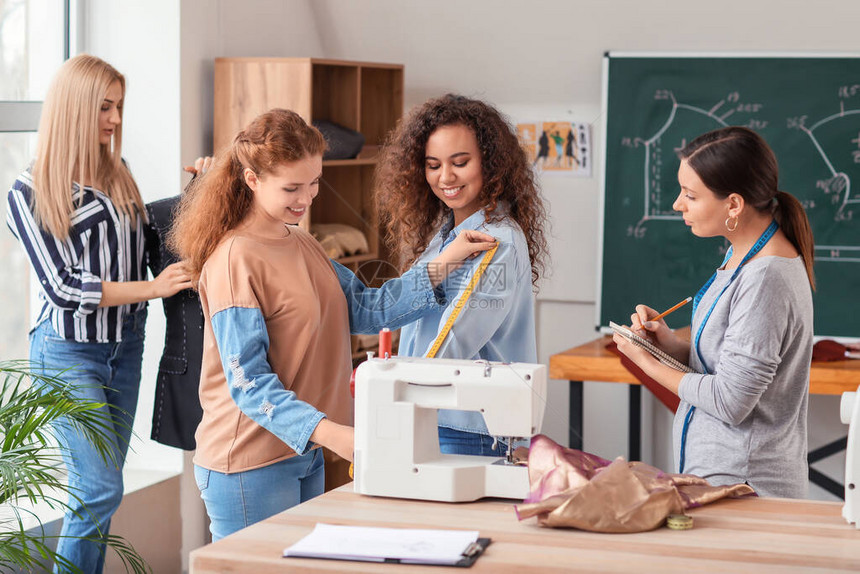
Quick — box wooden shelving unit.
[214,57,404,268]
[214,58,405,371]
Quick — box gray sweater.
[674,256,813,499]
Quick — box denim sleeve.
[211,306,325,454]
[7,184,103,316]
[332,260,443,334]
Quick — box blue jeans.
[438,427,509,456]
[29,310,146,574]
[195,448,325,541]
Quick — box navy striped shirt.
[6,169,147,343]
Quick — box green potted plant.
[0,360,149,573]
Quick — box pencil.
[650,296,693,323]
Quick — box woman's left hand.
[613,330,685,395]
[613,331,654,366]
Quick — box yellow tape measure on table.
[426,243,499,359]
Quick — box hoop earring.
[725,216,739,232]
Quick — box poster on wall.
[517,121,592,177]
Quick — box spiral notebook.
[609,321,695,373]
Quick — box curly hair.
[375,94,548,287]
[168,108,325,280]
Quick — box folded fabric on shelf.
[311,223,369,259]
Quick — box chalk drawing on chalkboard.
[790,101,860,263]
[619,90,749,234]
[602,55,860,337]
[619,89,860,265]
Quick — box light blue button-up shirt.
[399,209,537,435]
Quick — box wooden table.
[549,333,860,497]
[190,485,860,572]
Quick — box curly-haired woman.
[374,94,549,456]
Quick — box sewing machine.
[842,385,860,528]
[353,356,546,502]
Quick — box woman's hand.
[151,261,194,298]
[613,330,657,366]
[630,304,689,361]
[612,329,685,395]
[183,156,214,177]
[100,261,194,307]
[310,419,354,462]
[427,229,497,286]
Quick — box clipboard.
[380,538,491,567]
[283,523,491,567]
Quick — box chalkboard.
[599,53,860,338]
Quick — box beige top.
[194,225,352,473]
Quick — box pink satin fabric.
[515,435,756,533]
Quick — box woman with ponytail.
[6,55,192,572]
[614,126,814,498]
[169,108,494,540]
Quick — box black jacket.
[145,195,204,450]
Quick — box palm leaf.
[0,360,151,573]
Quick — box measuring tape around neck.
[679,219,779,473]
[425,243,499,359]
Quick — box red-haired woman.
[169,108,494,540]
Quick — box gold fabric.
[515,435,756,533]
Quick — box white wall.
[85,0,183,474]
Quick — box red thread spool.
[379,328,392,359]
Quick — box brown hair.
[678,126,815,290]
[32,54,143,239]
[375,94,548,286]
[168,108,326,280]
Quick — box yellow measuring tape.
[426,243,499,358]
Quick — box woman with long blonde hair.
[6,54,191,573]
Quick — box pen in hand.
[633,296,692,334]
[649,296,693,323]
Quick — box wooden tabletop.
[549,332,860,395]
[189,485,860,573]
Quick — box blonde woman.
[6,54,191,573]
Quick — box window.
[0,0,70,360]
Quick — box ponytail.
[774,190,815,290]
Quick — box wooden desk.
[190,485,860,572]
[549,334,860,497]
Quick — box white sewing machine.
[353,356,546,502]
[841,385,860,528]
